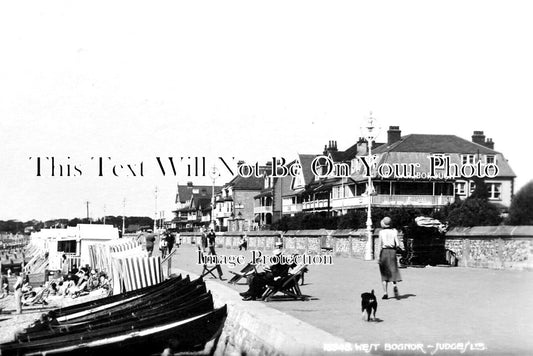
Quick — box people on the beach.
[13,272,24,314]
[1,270,9,298]
[145,234,155,257]
[61,254,69,279]
[377,216,402,300]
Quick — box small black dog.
[361,290,378,321]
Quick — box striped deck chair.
[197,246,219,279]
[262,264,309,302]
[227,262,258,285]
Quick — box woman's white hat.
[381,216,392,228]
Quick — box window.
[455,181,466,195]
[57,240,77,254]
[486,155,496,164]
[333,186,343,199]
[469,181,476,195]
[462,155,475,165]
[488,183,502,200]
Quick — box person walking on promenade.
[239,235,248,251]
[207,228,224,280]
[378,216,402,300]
[159,235,168,258]
[165,232,176,255]
[200,228,208,252]
[176,232,182,248]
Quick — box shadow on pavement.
[395,293,416,300]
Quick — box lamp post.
[122,198,126,235]
[209,165,220,231]
[154,187,158,233]
[361,112,380,261]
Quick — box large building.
[282,128,516,217]
[172,128,516,229]
[213,172,265,231]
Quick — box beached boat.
[0,276,227,356]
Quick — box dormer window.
[486,155,495,164]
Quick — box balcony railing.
[282,203,303,213]
[330,194,454,208]
[302,199,329,210]
[254,206,273,214]
[214,211,232,218]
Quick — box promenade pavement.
[165,243,533,355]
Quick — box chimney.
[485,138,494,149]
[472,131,486,145]
[323,140,338,155]
[387,126,401,145]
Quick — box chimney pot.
[472,130,486,145]
[387,126,401,145]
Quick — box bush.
[506,180,533,225]
[446,198,502,227]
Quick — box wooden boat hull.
[15,294,215,342]
[2,306,227,356]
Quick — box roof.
[373,134,499,155]
[225,174,264,191]
[176,184,220,204]
[348,134,516,180]
[297,154,318,185]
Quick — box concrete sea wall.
[180,225,533,271]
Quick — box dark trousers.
[208,246,223,277]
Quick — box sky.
[1,1,532,222]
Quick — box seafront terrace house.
[214,171,265,231]
[282,128,515,216]
[254,162,294,227]
[279,154,320,217]
[172,182,221,231]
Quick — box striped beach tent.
[112,256,163,293]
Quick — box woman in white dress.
[378,216,402,299]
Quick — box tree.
[446,198,502,227]
[507,180,533,225]
[469,177,489,200]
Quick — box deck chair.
[22,286,51,306]
[197,246,220,279]
[227,262,258,285]
[262,264,309,302]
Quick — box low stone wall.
[180,225,533,271]
[172,267,348,356]
[445,226,533,270]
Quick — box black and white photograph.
[1,1,532,355]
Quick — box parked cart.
[400,217,454,267]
